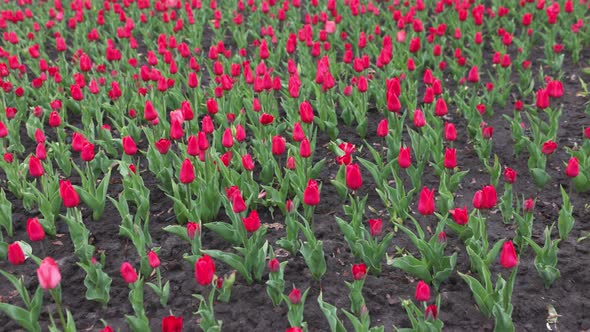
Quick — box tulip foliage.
[0,0,587,330]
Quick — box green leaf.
[317,292,347,332]
[391,255,431,282]
[201,249,252,284]
[204,222,241,246]
[163,225,191,242]
[0,303,40,332]
[458,272,494,317]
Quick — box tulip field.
[2,0,590,331]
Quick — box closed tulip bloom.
[179,158,195,184]
[71,132,87,152]
[162,315,183,332]
[288,287,301,304]
[201,115,214,134]
[120,262,138,284]
[59,180,80,208]
[351,263,367,280]
[565,157,579,177]
[286,156,296,170]
[259,113,274,125]
[148,251,160,269]
[7,242,25,265]
[413,109,426,127]
[415,280,430,302]
[154,139,172,154]
[524,198,535,212]
[303,179,320,206]
[186,135,200,156]
[443,148,457,168]
[300,138,312,158]
[345,163,363,190]
[367,218,382,237]
[449,206,469,225]
[398,147,411,169]
[221,127,234,148]
[36,143,47,160]
[194,255,215,286]
[292,122,306,142]
[241,153,255,171]
[286,328,303,332]
[444,122,457,141]
[434,98,448,116]
[547,80,563,98]
[81,142,95,162]
[37,257,61,289]
[29,155,44,177]
[541,140,557,155]
[272,135,286,155]
[242,210,261,232]
[186,222,200,239]
[467,65,479,82]
[122,136,138,155]
[503,167,517,183]
[376,119,388,137]
[418,187,435,215]
[27,218,45,241]
[500,240,518,269]
[299,100,314,123]
[536,88,550,109]
[425,304,438,320]
[48,111,61,127]
[225,186,247,213]
[482,185,497,208]
[144,100,158,121]
[0,121,7,138]
[268,258,280,273]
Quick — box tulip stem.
[40,241,47,258]
[50,289,66,330]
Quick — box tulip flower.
[425,304,438,320]
[443,148,457,168]
[503,167,517,183]
[398,147,411,169]
[272,135,286,155]
[288,287,301,304]
[351,263,367,280]
[286,328,303,332]
[413,109,426,127]
[444,122,457,141]
[155,139,172,154]
[292,122,305,142]
[27,217,45,241]
[299,100,314,123]
[179,159,195,184]
[120,262,138,284]
[449,207,469,225]
[59,180,80,208]
[345,163,363,190]
[303,179,320,206]
[186,222,200,240]
[81,142,95,162]
[162,315,183,332]
[414,280,430,302]
[148,251,160,269]
[473,185,497,210]
[268,258,280,273]
[226,186,247,213]
[417,187,435,215]
[37,257,61,289]
[565,157,579,178]
[122,136,138,155]
[195,255,215,286]
[367,218,383,237]
[500,240,518,269]
[376,119,389,137]
[7,242,25,265]
[541,140,557,155]
[242,210,261,232]
[48,111,61,127]
[299,138,312,158]
[28,155,44,177]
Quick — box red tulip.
[7,242,25,265]
[288,287,301,304]
[268,258,280,273]
[536,88,550,109]
[524,199,535,212]
[500,240,518,269]
[241,153,255,171]
[417,187,435,215]
[155,139,172,154]
[37,257,61,290]
[120,262,138,284]
[81,142,95,162]
[27,218,45,242]
[179,158,195,184]
[221,127,234,148]
[122,136,138,155]
[541,140,557,155]
[503,167,517,184]
[144,100,158,121]
[29,155,44,177]
[398,147,411,169]
[565,157,579,177]
[467,65,479,83]
[194,255,215,286]
[148,251,160,269]
[48,111,61,127]
[186,222,200,239]
[162,315,183,332]
[299,100,314,123]
[547,80,563,98]
[413,109,426,127]
[226,186,247,213]
[345,163,363,190]
[449,207,469,225]
[300,138,312,158]
[367,218,382,237]
[434,98,448,116]
[303,179,320,206]
[444,122,457,141]
[272,135,286,155]
[286,328,303,332]
[70,84,84,101]
[414,280,430,302]
[259,113,274,125]
[100,326,114,332]
[473,185,497,210]
[351,263,367,280]
[71,132,87,152]
[481,125,494,139]
[59,179,80,208]
[438,231,447,243]
[376,119,388,137]
[242,210,261,232]
[292,122,306,142]
[443,148,457,168]
[425,304,438,320]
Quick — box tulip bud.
[292,122,305,142]
[27,217,45,242]
[242,210,261,232]
[288,287,301,304]
[59,179,80,208]
[179,158,195,184]
[299,100,314,123]
[443,148,457,169]
[425,304,438,320]
[162,315,183,332]
[7,242,25,265]
[367,218,382,237]
[268,258,280,273]
[503,167,517,184]
[299,138,312,158]
[195,255,215,286]
[565,157,579,178]
[345,163,363,190]
[286,156,296,170]
[120,262,138,284]
[122,136,138,155]
[376,119,388,137]
[271,135,286,155]
[37,257,61,289]
[500,240,518,269]
[148,251,160,269]
[351,263,367,280]
[398,147,411,169]
[28,155,44,177]
[524,198,535,212]
[303,179,320,206]
[414,280,430,302]
[449,206,469,225]
[444,122,457,141]
[186,222,200,239]
[413,109,426,127]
